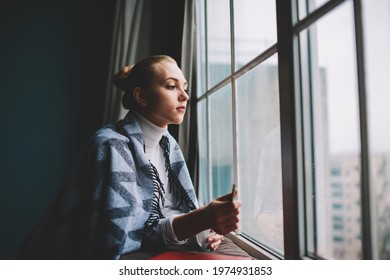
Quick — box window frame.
[195,0,374,259]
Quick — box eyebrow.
[163,77,188,86]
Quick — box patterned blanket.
[17,111,198,259]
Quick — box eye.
[167,85,176,90]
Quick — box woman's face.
[142,61,189,128]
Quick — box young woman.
[18,55,241,260]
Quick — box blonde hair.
[113,55,177,110]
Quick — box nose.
[179,88,189,102]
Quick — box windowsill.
[226,232,284,260]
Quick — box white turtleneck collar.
[135,113,167,156]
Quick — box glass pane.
[196,0,207,97]
[236,55,283,254]
[300,1,362,259]
[207,0,231,89]
[298,0,331,20]
[314,0,330,8]
[362,0,390,260]
[297,0,307,20]
[234,0,277,69]
[209,85,233,199]
[197,100,208,206]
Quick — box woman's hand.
[206,231,225,251]
[203,193,241,235]
[172,192,241,241]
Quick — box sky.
[207,0,390,155]
[316,0,390,155]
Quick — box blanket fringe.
[160,136,196,211]
[143,160,165,236]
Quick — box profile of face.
[138,61,189,128]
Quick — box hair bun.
[113,65,134,91]
[121,65,133,75]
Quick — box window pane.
[233,0,277,69]
[314,0,330,8]
[300,1,362,259]
[236,55,283,254]
[209,85,233,199]
[298,0,331,20]
[297,0,307,20]
[362,0,390,260]
[207,0,231,89]
[197,100,208,206]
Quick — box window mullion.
[353,0,373,260]
[295,0,346,32]
[204,0,212,203]
[229,0,238,193]
[276,0,305,259]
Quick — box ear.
[133,87,147,107]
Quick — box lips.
[176,106,186,111]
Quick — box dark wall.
[0,0,115,259]
[0,0,185,259]
[150,0,185,66]
[150,0,186,140]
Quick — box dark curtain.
[179,0,199,193]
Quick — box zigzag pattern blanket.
[18,112,198,259]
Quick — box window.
[195,0,281,258]
[296,0,390,260]
[300,2,362,258]
[195,0,390,259]
[362,0,390,260]
[207,0,231,88]
[237,55,282,254]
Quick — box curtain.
[179,0,198,192]
[103,0,151,125]
[103,0,198,192]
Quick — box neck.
[135,112,167,151]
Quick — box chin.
[171,120,183,125]
[171,117,184,125]
[175,114,184,124]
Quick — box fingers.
[216,186,239,202]
[207,233,222,243]
[208,239,222,250]
[207,234,225,251]
[223,223,238,233]
[216,193,232,202]
[214,200,241,215]
[212,220,239,235]
[204,199,241,236]
[216,201,241,222]
[216,191,239,202]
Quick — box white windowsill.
[226,232,284,260]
